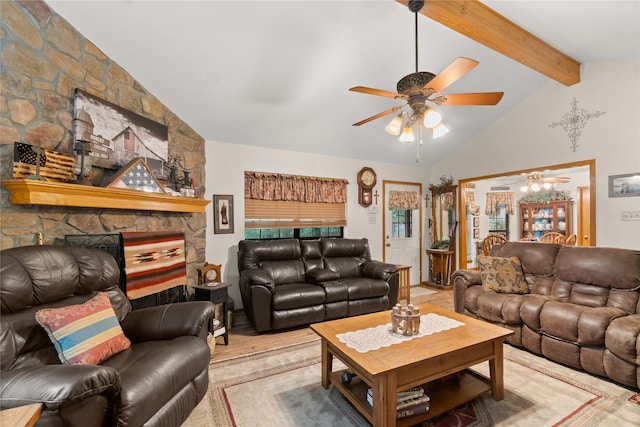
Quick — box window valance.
[464,191,476,208]
[485,192,515,215]
[388,191,420,210]
[244,171,348,203]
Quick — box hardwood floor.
[211,285,454,362]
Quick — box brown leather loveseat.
[0,245,216,426]
[452,241,640,389]
[238,238,399,333]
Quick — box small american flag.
[105,158,165,193]
[14,142,46,166]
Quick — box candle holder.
[391,303,420,336]
[168,156,194,196]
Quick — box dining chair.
[482,234,508,256]
[564,234,578,246]
[539,231,566,244]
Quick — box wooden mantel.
[2,180,209,213]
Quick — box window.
[391,209,413,238]
[244,172,348,232]
[488,204,509,239]
[244,227,342,240]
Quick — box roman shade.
[244,171,348,229]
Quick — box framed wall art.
[473,216,480,228]
[213,195,234,234]
[73,89,169,180]
[473,228,480,239]
[608,173,640,197]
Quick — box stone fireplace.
[0,1,207,289]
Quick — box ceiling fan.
[521,173,570,192]
[350,0,504,142]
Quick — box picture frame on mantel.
[608,173,640,197]
[213,195,234,234]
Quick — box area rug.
[184,341,639,427]
[410,286,437,297]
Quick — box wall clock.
[197,263,222,285]
[357,167,377,207]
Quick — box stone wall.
[0,0,207,289]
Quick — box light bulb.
[531,183,541,192]
[385,113,404,136]
[423,109,442,128]
[543,182,552,190]
[520,185,529,192]
[433,123,449,138]
[399,123,415,143]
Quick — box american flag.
[106,158,164,193]
[14,142,47,166]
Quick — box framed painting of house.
[73,89,168,180]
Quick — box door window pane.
[392,210,412,238]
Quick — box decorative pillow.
[35,292,131,365]
[478,256,529,294]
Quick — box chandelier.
[520,174,554,192]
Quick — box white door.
[383,181,422,285]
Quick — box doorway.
[457,159,596,268]
[382,181,423,285]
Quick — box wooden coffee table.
[310,303,513,427]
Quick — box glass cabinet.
[519,201,573,240]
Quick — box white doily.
[336,313,464,353]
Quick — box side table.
[397,265,411,303]
[194,283,230,345]
[426,249,455,287]
[0,403,43,427]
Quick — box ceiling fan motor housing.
[397,72,436,96]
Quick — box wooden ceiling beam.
[395,0,581,86]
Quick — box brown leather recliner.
[238,238,399,333]
[452,241,640,390]
[0,245,216,426]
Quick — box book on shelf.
[396,398,430,419]
[365,386,430,416]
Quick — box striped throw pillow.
[35,292,131,365]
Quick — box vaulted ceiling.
[48,1,640,168]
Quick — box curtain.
[244,171,348,203]
[485,192,515,215]
[464,191,476,208]
[244,171,348,229]
[388,191,420,210]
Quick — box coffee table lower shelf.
[329,369,491,426]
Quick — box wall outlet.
[621,211,640,221]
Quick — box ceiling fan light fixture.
[423,108,442,128]
[530,182,541,192]
[385,112,404,136]
[543,182,553,190]
[433,123,449,138]
[399,122,415,143]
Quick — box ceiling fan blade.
[425,57,479,93]
[350,86,406,100]
[352,105,404,126]
[543,177,571,183]
[439,92,504,106]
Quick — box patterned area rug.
[184,341,639,427]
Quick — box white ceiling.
[47,1,640,168]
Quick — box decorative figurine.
[391,303,421,336]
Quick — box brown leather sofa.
[0,245,216,426]
[238,238,399,333]
[452,241,640,389]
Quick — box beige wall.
[204,140,430,310]
[431,60,640,249]
[0,0,207,286]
